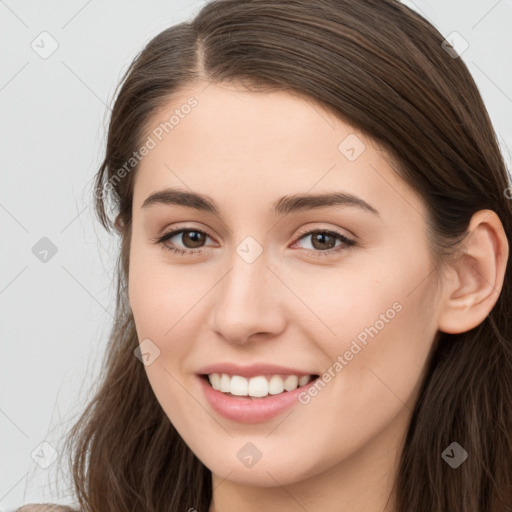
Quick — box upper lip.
[197,363,319,379]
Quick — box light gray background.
[1,0,511,509]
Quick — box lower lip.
[197,375,319,423]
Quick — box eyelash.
[154,226,356,258]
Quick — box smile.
[198,373,321,423]
[205,373,318,398]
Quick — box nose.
[207,248,287,345]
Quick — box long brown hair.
[57,1,512,510]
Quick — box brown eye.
[156,228,214,255]
[309,232,338,251]
[293,228,356,257]
[180,230,207,249]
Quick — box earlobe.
[438,209,509,334]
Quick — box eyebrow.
[141,188,379,217]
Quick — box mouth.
[199,373,321,399]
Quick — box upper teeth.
[207,373,314,397]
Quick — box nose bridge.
[208,241,285,343]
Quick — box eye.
[153,226,356,257]
[154,228,215,256]
[292,227,356,256]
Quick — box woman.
[19,0,512,510]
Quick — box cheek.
[127,248,204,421]
[293,247,437,403]
[128,241,198,335]
[278,257,437,469]
[296,240,435,340]
[127,244,219,388]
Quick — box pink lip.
[197,374,320,423]
[196,362,317,379]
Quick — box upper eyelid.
[294,225,355,241]
[160,226,217,244]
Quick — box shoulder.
[16,504,78,512]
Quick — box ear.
[114,213,124,233]
[438,209,509,334]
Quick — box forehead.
[132,82,427,222]
[141,82,357,166]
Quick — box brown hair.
[56,1,512,510]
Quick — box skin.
[126,81,508,512]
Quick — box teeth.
[283,375,299,391]
[269,375,284,395]
[207,373,315,397]
[231,375,248,396]
[219,373,231,392]
[298,374,311,387]
[248,375,267,397]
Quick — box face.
[128,81,443,488]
